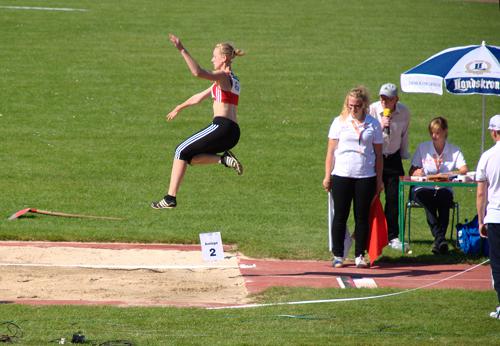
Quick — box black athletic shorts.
[175,116,240,163]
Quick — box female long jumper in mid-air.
[151,34,244,209]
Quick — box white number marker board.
[200,232,225,261]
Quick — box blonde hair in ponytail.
[216,42,245,62]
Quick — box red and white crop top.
[211,72,240,105]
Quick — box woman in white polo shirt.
[323,86,384,268]
[409,117,468,254]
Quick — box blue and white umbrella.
[401,41,500,152]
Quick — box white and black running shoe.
[332,256,344,268]
[151,196,177,209]
[222,151,243,175]
[490,306,500,320]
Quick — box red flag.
[367,197,388,266]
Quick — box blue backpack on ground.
[456,215,489,256]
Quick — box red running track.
[238,258,491,293]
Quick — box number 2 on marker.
[209,248,216,256]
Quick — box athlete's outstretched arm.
[168,33,228,83]
[166,86,211,121]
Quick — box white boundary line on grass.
[207,259,491,310]
[0,6,88,12]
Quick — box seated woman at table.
[409,116,468,254]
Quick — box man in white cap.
[476,114,500,320]
[369,83,411,250]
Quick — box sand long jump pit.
[0,242,250,307]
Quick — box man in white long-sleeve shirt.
[369,83,411,250]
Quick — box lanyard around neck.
[432,153,443,172]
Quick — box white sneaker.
[355,255,368,268]
[332,256,344,268]
[389,238,410,252]
[490,306,500,319]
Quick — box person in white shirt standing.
[323,86,384,268]
[409,117,468,254]
[369,83,411,251]
[476,114,500,320]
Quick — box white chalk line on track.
[0,6,88,12]
[207,259,491,310]
[0,262,256,270]
[260,274,489,283]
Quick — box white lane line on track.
[207,259,490,309]
[240,274,490,283]
[0,6,88,12]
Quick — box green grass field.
[1,0,500,344]
[1,288,500,345]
